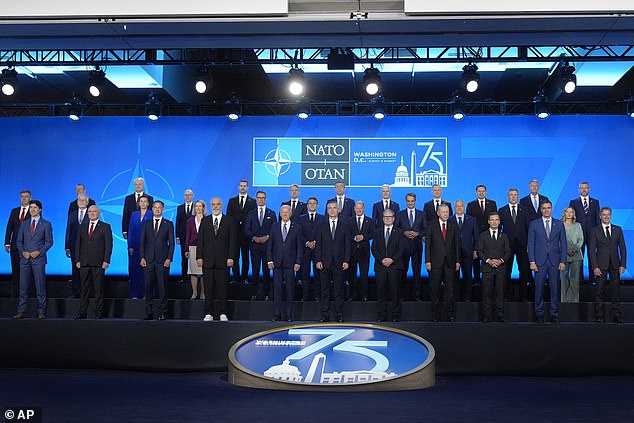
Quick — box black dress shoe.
[551,316,559,323]
[392,318,399,322]
[596,317,604,323]
[319,318,329,323]
[337,317,344,323]
[432,317,439,322]
[143,315,153,320]
[13,312,25,319]
[287,317,293,322]
[377,317,386,322]
[496,317,507,323]
[157,314,166,321]
[447,316,455,322]
[536,317,544,323]
[483,316,491,323]
[272,315,282,322]
[74,314,87,320]
[94,314,104,319]
[362,297,368,302]
[37,313,46,319]
[614,317,624,324]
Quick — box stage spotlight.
[627,100,634,119]
[534,92,550,120]
[296,103,310,120]
[194,65,212,94]
[145,93,162,121]
[288,67,305,96]
[88,67,106,98]
[363,66,382,96]
[372,96,386,120]
[67,96,82,121]
[227,95,241,121]
[450,101,465,121]
[1,67,19,96]
[558,63,577,94]
[460,63,480,93]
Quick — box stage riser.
[3,280,634,302]
[1,320,632,376]
[1,299,633,322]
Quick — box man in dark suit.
[528,201,567,323]
[4,190,31,298]
[466,184,498,285]
[122,177,153,239]
[347,201,374,301]
[280,184,307,222]
[588,207,627,323]
[394,193,426,301]
[13,200,53,319]
[65,194,89,298]
[267,205,304,322]
[425,204,460,322]
[569,181,601,283]
[197,197,236,322]
[67,183,96,214]
[73,206,113,319]
[226,179,256,283]
[175,189,195,283]
[299,197,326,301]
[423,184,453,222]
[372,209,405,321]
[140,200,175,321]
[371,184,400,226]
[477,212,511,323]
[498,188,531,301]
[315,201,351,322]
[520,179,550,222]
[449,200,479,302]
[245,191,277,300]
[326,181,355,220]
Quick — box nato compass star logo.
[263,147,292,177]
[98,137,179,242]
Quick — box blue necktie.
[282,223,288,242]
[259,208,263,225]
[409,210,414,227]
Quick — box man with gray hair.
[372,184,400,226]
[122,177,154,239]
[65,194,90,298]
[176,189,195,283]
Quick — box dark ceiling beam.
[2,46,634,67]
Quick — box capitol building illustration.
[263,354,396,384]
[392,150,447,188]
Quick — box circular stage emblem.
[228,323,435,391]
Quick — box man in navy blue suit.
[14,200,53,319]
[449,200,479,302]
[520,179,550,222]
[569,181,601,283]
[371,184,400,226]
[4,190,31,299]
[140,200,175,321]
[395,193,426,301]
[65,194,89,298]
[315,201,351,322]
[245,191,277,300]
[347,201,374,301]
[175,189,195,283]
[466,185,498,285]
[498,188,531,301]
[267,205,304,322]
[528,201,567,323]
[326,181,355,220]
[372,209,405,321]
[299,197,326,301]
[423,184,453,223]
[280,184,307,222]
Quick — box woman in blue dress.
[127,195,153,299]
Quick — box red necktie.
[89,222,95,239]
[30,220,35,236]
[19,208,26,222]
[442,222,446,240]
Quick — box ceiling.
[2,1,634,117]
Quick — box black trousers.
[69,254,81,298]
[429,260,455,319]
[203,267,229,318]
[143,262,169,316]
[78,266,105,316]
[179,243,188,281]
[402,243,422,300]
[482,266,506,319]
[10,249,20,297]
[349,248,370,300]
[320,263,345,320]
[595,268,622,319]
[273,267,295,318]
[250,243,271,298]
[376,267,402,320]
[231,229,250,282]
[457,255,474,301]
[301,248,320,300]
[505,245,530,301]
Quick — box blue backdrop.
[1,115,632,278]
